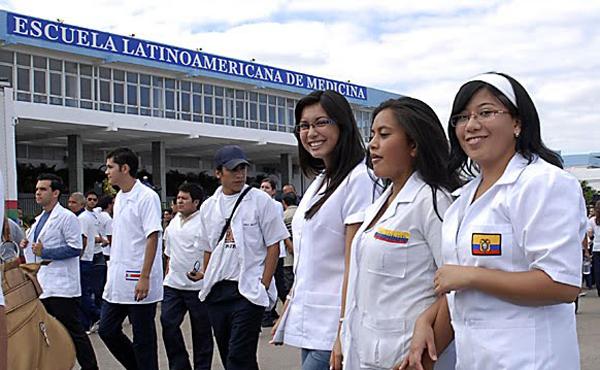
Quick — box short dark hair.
[106,147,139,177]
[97,195,113,210]
[177,182,205,210]
[282,192,298,207]
[294,90,367,219]
[36,173,64,195]
[261,177,277,190]
[448,72,562,177]
[84,190,98,198]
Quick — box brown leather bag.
[2,260,76,370]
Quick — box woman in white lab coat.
[341,97,459,370]
[271,90,378,370]
[399,72,587,370]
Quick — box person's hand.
[19,238,29,249]
[269,316,283,346]
[134,276,150,301]
[31,241,43,257]
[330,333,343,370]
[434,265,475,296]
[186,271,204,281]
[394,317,437,370]
[101,237,110,246]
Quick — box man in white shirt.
[69,191,101,333]
[189,145,289,370]
[161,182,213,370]
[99,148,163,370]
[22,174,98,370]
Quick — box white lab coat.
[276,162,377,351]
[198,185,289,308]
[25,203,83,298]
[342,173,454,370]
[443,154,586,370]
[103,180,163,304]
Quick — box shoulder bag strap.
[217,186,252,243]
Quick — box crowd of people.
[0,71,593,370]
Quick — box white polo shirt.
[276,162,378,351]
[25,203,83,298]
[103,180,163,304]
[164,210,205,291]
[78,210,99,262]
[588,217,600,252]
[198,185,289,308]
[97,210,112,256]
[342,173,453,369]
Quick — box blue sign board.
[6,12,367,100]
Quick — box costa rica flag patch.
[471,233,501,256]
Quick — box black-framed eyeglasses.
[294,118,336,133]
[450,110,510,127]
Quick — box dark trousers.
[205,281,264,370]
[160,286,214,370]
[80,261,100,330]
[92,253,107,310]
[593,252,600,296]
[41,297,98,370]
[98,300,159,370]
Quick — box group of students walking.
[0,71,588,370]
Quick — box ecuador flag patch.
[471,233,501,256]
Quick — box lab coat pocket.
[467,318,535,370]
[366,242,407,278]
[466,224,513,270]
[357,316,407,369]
[303,292,341,345]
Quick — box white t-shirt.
[78,210,99,262]
[103,180,163,304]
[97,210,112,256]
[163,210,205,290]
[588,217,600,252]
[198,186,289,307]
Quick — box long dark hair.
[294,90,366,219]
[448,72,562,177]
[369,97,461,220]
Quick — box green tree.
[581,180,600,205]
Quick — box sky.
[2,0,599,154]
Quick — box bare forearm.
[203,251,211,272]
[140,232,159,278]
[262,243,280,287]
[466,267,579,305]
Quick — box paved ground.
[89,293,600,369]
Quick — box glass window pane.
[192,82,201,93]
[152,76,163,87]
[127,72,138,83]
[268,95,276,105]
[140,74,151,85]
[140,86,150,107]
[65,61,77,74]
[215,97,223,116]
[0,50,13,64]
[50,73,61,95]
[81,77,92,100]
[33,56,46,69]
[235,90,245,99]
[225,88,234,98]
[17,53,30,66]
[204,96,213,114]
[259,94,267,103]
[127,85,137,105]
[0,65,13,85]
[215,86,224,96]
[181,92,190,112]
[181,81,191,91]
[49,59,62,71]
[165,78,175,89]
[203,84,213,95]
[268,106,276,123]
[249,102,257,120]
[193,95,201,114]
[17,68,29,91]
[236,101,244,119]
[114,82,124,104]
[259,104,267,121]
[66,75,77,98]
[153,88,163,108]
[113,70,125,81]
[99,67,111,79]
[34,70,46,93]
[80,64,93,76]
[165,90,175,110]
[249,92,258,101]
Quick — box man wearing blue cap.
[188,145,289,370]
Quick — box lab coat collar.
[450,153,533,197]
[366,172,426,225]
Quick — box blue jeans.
[98,301,158,370]
[160,286,213,370]
[301,349,331,370]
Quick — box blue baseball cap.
[214,145,250,170]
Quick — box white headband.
[467,73,518,108]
